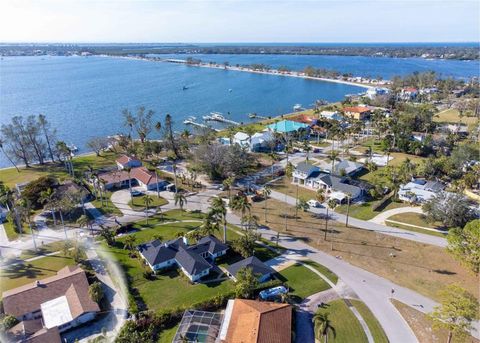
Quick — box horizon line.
[1,41,479,45]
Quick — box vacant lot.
[244,198,479,301]
[392,299,479,343]
[434,108,478,125]
[314,299,368,343]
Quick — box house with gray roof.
[292,162,320,184]
[226,256,276,283]
[308,173,364,202]
[137,235,228,282]
[333,160,364,176]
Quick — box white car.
[307,199,321,208]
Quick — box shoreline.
[98,54,377,90]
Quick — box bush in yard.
[422,192,475,228]
[22,175,58,209]
[89,282,104,303]
[1,315,18,330]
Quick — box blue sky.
[0,0,478,43]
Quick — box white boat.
[293,104,302,111]
[202,115,213,120]
[67,144,78,152]
[248,113,257,118]
[211,112,225,120]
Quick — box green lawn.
[128,194,168,211]
[336,199,408,221]
[2,219,25,241]
[0,254,78,293]
[350,300,389,343]
[101,221,235,311]
[278,263,331,301]
[91,191,124,217]
[433,108,478,125]
[0,152,118,188]
[313,299,368,343]
[157,324,180,343]
[302,260,339,284]
[19,241,69,260]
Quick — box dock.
[183,119,220,132]
[203,112,240,126]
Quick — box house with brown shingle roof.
[98,166,168,191]
[219,299,292,343]
[2,265,100,340]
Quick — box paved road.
[268,189,447,247]
[369,206,423,225]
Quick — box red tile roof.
[223,299,292,343]
[130,166,160,185]
[343,106,371,114]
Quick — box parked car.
[131,190,143,196]
[307,199,321,208]
[313,148,320,153]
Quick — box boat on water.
[293,104,303,111]
[183,85,188,90]
[211,112,224,120]
[183,116,197,124]
[248,113,257,118]
[67,144,78,152]
[228,89,233,92]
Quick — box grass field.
[0,152,118,188]
[242,197,479,302]
[386,221,448,238]
[278,263,331,301]
[387,212,443,229]
[350,300,389,343]
[434,108,478,125]
[0,253,78,293]
[313,299,368,343]
[302,260,338,284]
[128,194,168,211]
[157,324,180,343]
[336,199,408,221]
[2,219,24,241]
[392,299,479,343]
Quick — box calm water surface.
[0,55,363,167]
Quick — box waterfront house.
[233,132,250,148]
[98,166,167,191]
[226,256,276,282]
[398,179,445,203]
[366,87,389,99]
[233,131,275,152]
[2,266,100,341]
[266,120,309,134]
[137,235,228,282]
[218,299,292,343]
[343,106,371,120]
[116,155,142,170]
[319,110,344,121]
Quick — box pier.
[183,119,220,132]
[202,112,241,126]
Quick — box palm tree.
[210,197,228,243]
[201,210,221,236]
[222,176,234,200]
[124,235,137,252]
[39,188,57,226]
[312,312,336,343]
[345,192,352,227]
[243,213,259,231]
[174,192,187,211]
[144,195,153,224]
[327,150,340,175]
[231,194,251,229]
[244,126,257,151]
[262,185,271,222]
[124,166,133,201]
[0,139,19,172]
[76,214,89,230]
[303,140,312,161]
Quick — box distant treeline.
[1,43,478,60]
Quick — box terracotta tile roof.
[224,299,292,343]
[343,106,371,114]
[130,166,161,185]
[290,114,314,124]
[2,266,100,320]
[116,155,141,166]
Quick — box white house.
[319,111,344,122]
[398,179,445,203]
[233,132,250,149]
